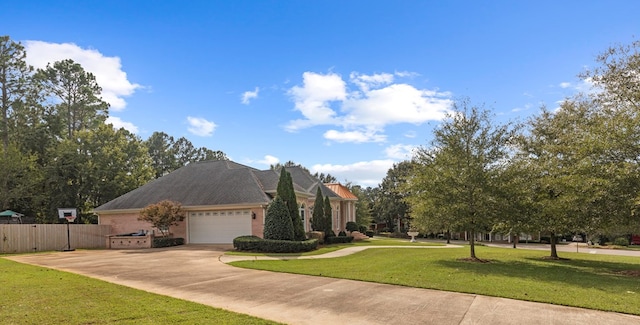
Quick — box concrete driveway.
[6,245,640,325]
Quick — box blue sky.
[2,1,639,186]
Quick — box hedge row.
[325,236,354,244]
[233,235,319,253]
[153,237,185,248]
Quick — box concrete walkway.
[219,244,463,263]
[483,241,640,257]
[6,245,640,325]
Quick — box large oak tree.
[407,101,515,260]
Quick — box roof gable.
[325,183,358,200]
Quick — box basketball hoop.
[65,215,76,223]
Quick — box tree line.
[369,40,640,260]
[0,35,227,223]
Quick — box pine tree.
[324,196,334,237]
[311,187,324,231]
[276,168,306,241]
[263,197,294,240]
[286,171,306,240]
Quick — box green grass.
[230,245,640,315]
[0,258,279,325]
[225,237,442,256]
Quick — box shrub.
[153,237,184,248]
[325,236,354,244]
[233,236,318,253]
[260,238,318,253]
[233,236,263,251]
[346,221,359,232]
[338,230,347,236]
[614,237,629,247]
[390,231,406,238]
[263,197,294,240]
[306,231,324,244]
[324,229,335,240]
[597,235,609,246]
[540,236,562,244]
[365,230,374,237]
[359,225,368,233]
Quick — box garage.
[188,210,252,244]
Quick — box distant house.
[94,160,357,244]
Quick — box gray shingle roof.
[95,160,270,211]
[277,166,341,199]
[94,160,341,212]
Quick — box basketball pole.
[63,217,75,252]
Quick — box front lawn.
[0,258,279,324]
[226,237,442,256]
[230,245,640,315]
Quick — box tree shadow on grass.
[436,257,640,291]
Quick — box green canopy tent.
[0,210,23,224]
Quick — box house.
[94,160,358,244]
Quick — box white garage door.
[188,210,252,244]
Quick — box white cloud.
[243,155,280,166]
[511,103,532,113]
[105,116,138,133]
[323,128,386,143]
[286,71,452,139]
[350,72,394,91]
[241,87,260,104]
[342,83,451,126]
[384,144,416,160]
[311,159,395,187]
[287,72,346,130]
[186,116,216,136]
[394,70,420,78]
[257,155,280,165]
[558,78,595,93]
[24,40,141,111]
[404,130,417,138]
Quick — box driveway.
[6,245,640,325]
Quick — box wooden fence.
[0,224,112,253]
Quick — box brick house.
[94,160,357,244]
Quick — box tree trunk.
[512,233,517,248]
[2,80,8,156]
[446,230,451,244]
[550,232,559,259]
[469,229,476,259]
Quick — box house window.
[299,204,306,231]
